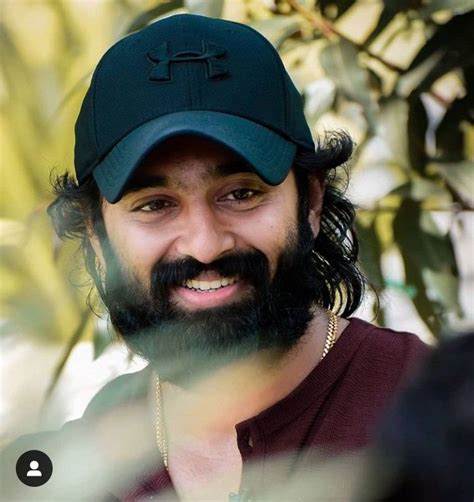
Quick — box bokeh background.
[1,0,473,444]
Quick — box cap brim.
[93,111,297,203]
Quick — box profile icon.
[16,450,52,487]
[26,460,42,477]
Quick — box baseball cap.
[74,14,315,203]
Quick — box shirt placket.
[235,420,265,501]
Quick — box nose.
[175,204,236,264]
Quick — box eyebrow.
[123,159,257,196]
[123,175,168,195]
[213,160,255,178]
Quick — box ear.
[86,221,106,271]
[307,175,325,238]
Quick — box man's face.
[94,136,323,382]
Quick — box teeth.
[181,276,238,291]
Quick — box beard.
[98,214,322,384]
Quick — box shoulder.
[347,317,430,361]
[341,317,432,390]
[82,365,152,418]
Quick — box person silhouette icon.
[16,450,52,487]
[26,460,42,477]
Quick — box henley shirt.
[116,318,430,500]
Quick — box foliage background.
[1,0,473,434]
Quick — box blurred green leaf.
[304,78,336,123]
[407,12,471,68]
[125,0,183,33]
[185,0,224,17]
[364,0,419,46]
[424,268,460,312]
[418,208,459,275]
[405,12,474,95]
[429,160,474,206]
[320,39,376,132]
[390,178,451,203]
[49,0,82,56]
[435,96,472,161]
[45,310,92,400]
[319,0,356,19]
[420,0,474,17]
[407,95,428,175]
[377,97,410,170]
[410,50,474,97]
[355,218,385,288]
[250,16,301,48]
[397,51,443,96]
[393,199,459,333]
[393,204,440,333]
[0,219,26,247]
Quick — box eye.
[134,199,175,212]
[223,188,260,202]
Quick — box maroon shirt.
[119,318,430,500]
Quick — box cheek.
[241,206,298,272]
[104,217,168,284]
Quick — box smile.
[173,275,244,309]
[180,276,238,292]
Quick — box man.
[2,14,428,501]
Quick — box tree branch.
[285,0,405,73]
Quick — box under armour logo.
[147,41,228,82]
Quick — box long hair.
[47,131,369,316]
[293,132,367,316]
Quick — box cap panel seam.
[181,15,194,109]
[89,38,126,155]
[90,66,100,154]
[91,35,143,156]
[274,55,290,136]
[234,23,286,131]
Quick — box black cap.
[74,14,315,203]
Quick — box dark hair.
[48,131,368,316]
[293,132,366,316]
[48,172,105,299]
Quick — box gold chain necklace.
[154,310,338,470]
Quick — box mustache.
[150,250,270,295]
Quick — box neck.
[158,307,344,444]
